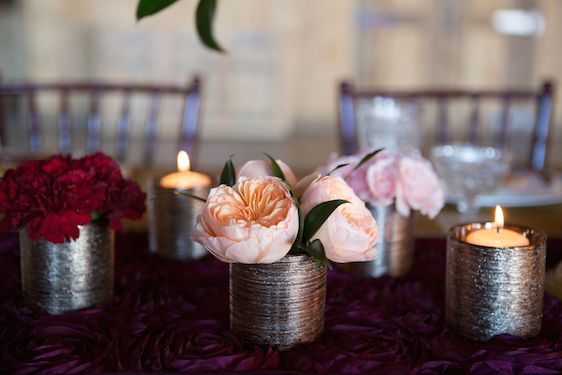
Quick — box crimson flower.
[0,153,146,243]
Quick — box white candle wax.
[465,227,530,247]
[465,205,530,247]
[160,151,211,190]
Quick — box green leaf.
[91,211,102,221]
[263,152,299,199]
[219,157,236,186]
[196,0,224,52]
[302,199,349,243]
[302,239,332,269]
[136,0,179,20]
[347,148,384,177]
[327,163,349,176]
[263,153,286,181]
[294,205,304,247]
[174,189,207,203]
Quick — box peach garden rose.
[300,176,379,263]
[237,159,298,187]
[191,177,299,264]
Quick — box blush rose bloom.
[365,150,401,206]
[395,156,445,219]
[237,160,298,187]
[192,177,299,264]
[300,176,379,263]
[321,154,371,202]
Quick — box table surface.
[1,233,562,374]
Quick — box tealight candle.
[160,151,211,190]
[446,214,546,341]
[465,205,530,247]
[148,151,211,261]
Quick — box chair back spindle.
[116,90,131,162]
[144,92,162,163]
[86,91,102,154]
[531,82,555,171]
[497,96,510,150]
[338,82,357,156]
[27,92,41,152]
[179,77,201,158]
[58,90,72,153]
[437,97,449,144]
[468,95,480,145]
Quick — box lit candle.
[465,205,530,247]
[160,151,212,190]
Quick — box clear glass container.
[431,144,512,214]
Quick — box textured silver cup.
[20,221,115,314]
[230,255,327,350]
[446,223,546,341]
[148,179,209,261]
[340,204,414,277]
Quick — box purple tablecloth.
[1,233,562,374]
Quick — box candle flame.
[177,151,190,172]
[494,205,504,228]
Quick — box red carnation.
[0,153,146,243]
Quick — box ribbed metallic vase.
[446,223,546,341]
[230,255,327,350]
[148,179,209,261]
[340,204,414,278]
[20,221,114,314]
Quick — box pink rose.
[192,177,299,264]
[321,155,372,202]
[365,151,400,205]
[395,156,445,219]
[294,172,320,198]
[237,160,298,187]
[300,176,379,263]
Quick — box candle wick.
[496,226,500,234]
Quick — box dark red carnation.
[27,211,93,242]
[41,155,72,176]
[0,153,146,243]
[77,152,123,185]
[54,169,106,211]
[105,179,146,231]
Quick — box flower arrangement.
[190,155,379,266]
[0,153,146,243]
[323,149,445,219]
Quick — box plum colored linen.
[1,233,561,374]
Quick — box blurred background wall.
[0,0,561,170]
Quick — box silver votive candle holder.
[148,179,209,261]
[230,255,327,350]
[446,223,547,341]
[340,204,414,278]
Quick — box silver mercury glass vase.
[229,254,327,350]
[340,203,415,278]
[20,221,115,314]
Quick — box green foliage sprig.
[136,0,224,52]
